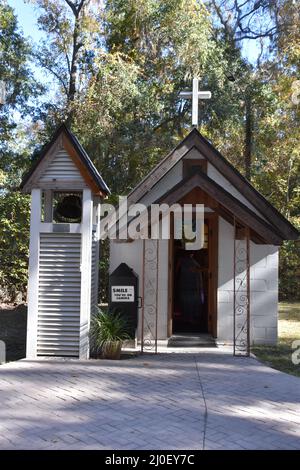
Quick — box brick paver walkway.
[0,348,299,450]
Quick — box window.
[183,159,207,178]
[53,192,82,223]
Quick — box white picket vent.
[40,149,83,182]
[37,233,81,356]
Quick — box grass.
[252,302,300,377]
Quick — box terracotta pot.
[102,341,122,360]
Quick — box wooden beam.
[208,214,218,338]
[34,181,89,191]
[235,226,247,240]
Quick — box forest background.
[0,0,299,302]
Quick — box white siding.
[40,149,83,182]
[37,233,81,356]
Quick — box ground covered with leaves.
[253,303,300,378]
[0,304,27,362]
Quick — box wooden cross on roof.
[179,78,211,127]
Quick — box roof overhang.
[20,124,110,197]
[156,170,284,246]
[126,128,299,241]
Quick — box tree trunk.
[65,23,81,126]
[244,96,252,181]
[65,0,86,125]
[68,20,80,104]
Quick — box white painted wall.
[217,217,278,345]
[110,239,169,340]
[217,217,235,343]
[110,239,143,338]
[207,164,266,219]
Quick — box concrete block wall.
[250,245,278,345]
[217,217,279,345]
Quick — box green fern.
[90,309,130,353]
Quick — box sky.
[7,0,56,99]
[8,0,43,39]
[8,0,44,41]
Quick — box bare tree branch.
[235,26,278,41]
[37,60,69,95]
[64,0,86,17]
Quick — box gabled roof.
[21,124,110,196]
[127,128,298,241]
[157,171,283,245]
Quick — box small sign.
[111,286,134,302]
[0,81,6,105]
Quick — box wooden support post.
[26,189,41,358]
[246,227,251,355]
[79,188,93,359]
[94,199,101,310]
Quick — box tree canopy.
[0,0,299,302]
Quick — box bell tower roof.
[21,124,110,196]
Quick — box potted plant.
[90,308,130,360]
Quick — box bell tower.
[21,125,109,358]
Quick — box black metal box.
[109,263,138,338]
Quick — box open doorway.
[173,223,209,333]
[168,215,218,337]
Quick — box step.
[167,334,216,348]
